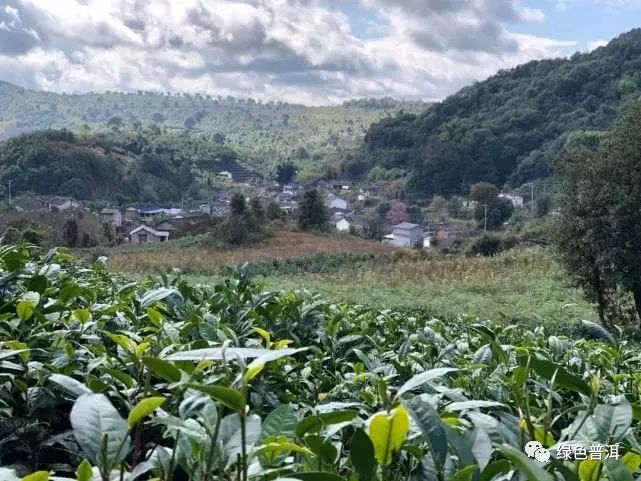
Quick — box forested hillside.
[360,29,641,197]
[0,81,427,172]
[0,128,243,202]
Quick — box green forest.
[0,129,243,202]
[0,82,427,174]
[356,29,641,197]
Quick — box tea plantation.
[1,245,640,481]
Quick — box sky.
[0,0,638,105]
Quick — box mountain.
[358,29,641,198]
[0,81,428,173]
[0,128,247,203]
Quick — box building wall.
[336,220,350,232]
[130,232,164,244]
[393,228,424,247]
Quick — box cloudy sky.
[0,0,638,105]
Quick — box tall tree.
[470,182,499,205]
[386,201,408,225]
[554,147,614,325]
[297,189,329,231]
[598,101,641,321]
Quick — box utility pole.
[483,203,487,232]
[8,180,12,204]
[531,182,534,215]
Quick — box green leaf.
[167,346,304,362]
[450,465,478,481]
[499,444,554,481]
[622,452,641,473]
[140,287,180,308]
[479,460,511,481]
[295,410,360,437]
[49,374,92,397]
[21,472,48,481]
[128,397,166,429]
[186,383,245,412]
[141,356,181,383]
[261,404,299,440]
[604,459,634,481]
[350,428,377,481]
[594,400,632,443]
[395,368,458,399]
[581,320,616,344]
[403,395,448,473]
[368,405,410,466]
[75,459,93,481]
[445,400,504,412]
[244,348,308,382]
[285,473,345,481]
[16,301,34,321]
[578,460,601,481]
[70,394,130,470]
[520,355,591,396]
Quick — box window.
[138,233,148,243]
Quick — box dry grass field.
[107,229,394,273]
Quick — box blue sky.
[0,0,638,104]
[511,1,641,48]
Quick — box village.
[2,167,531,251]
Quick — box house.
[328,194,347,211]
[282,184,296,195]
[335,218,351,232]
[391,222,424,248]
[499,193,524,208]
[14,201,45,213]
[38,196,80,212]
[124,207,139,221]
[332,180,352,191]
[128,225,170,244]
[425,223,474,248]
[218,170,233,180]
[100,208,122,227]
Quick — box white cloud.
[0,0,579,104]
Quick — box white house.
[391,223,424,248]
[218,170,233,180]
[128,225,170,244]
[38,196,80,212]
[100,208,122,227]
[336,218,351,232]
[499,193,524,208]
[328,194,347,211]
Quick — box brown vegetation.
[108,229,394,273]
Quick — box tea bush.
[0,245,640,481]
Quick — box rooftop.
[393,222,422,230]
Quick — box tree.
[107,116,123,128]
[250,198,265,224]
[470,182,499,205]
[552,102,641,325]
[276,162,297,184]
[230,193,246,215]
[447,196,464,218]
[184,116,196,129]
[266,200,284,220]
[63,218,79,247]
[386,201,408,225]
[362,214,384,241]
[297,189,329,231]
[474,197,514,230]
[592,101,641,323]
[554,146,614,326]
